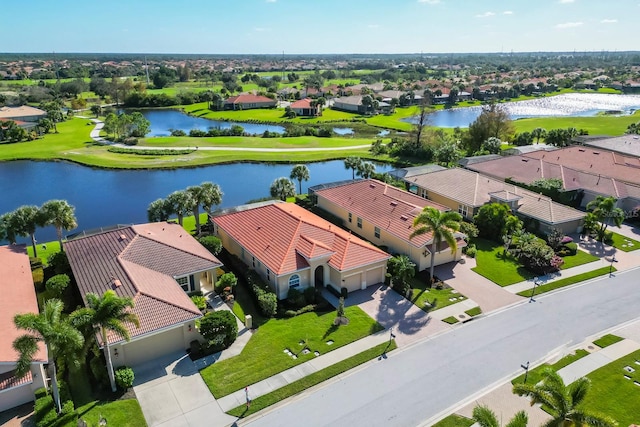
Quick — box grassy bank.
[516,266,614,297]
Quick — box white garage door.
[122,326,186,368]
[366,267,384,287]
[0,384,34,413]
[343,273,361,292]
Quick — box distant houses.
[290,98,321,117]
[0,105,47,122]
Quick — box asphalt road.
[241,266,640,427]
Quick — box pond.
[1,160,393,243]
[405,93,640,128]
[139,109,286,136]
[333,128,354,135]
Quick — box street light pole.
[529,277,540,303]
[609,251,618,277]
[389,328,396,345]
[521,361,530,383]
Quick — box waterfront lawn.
[26,240,61,265]
[471,238,534,286]
[581,349,640,426]
[226,341,397,418]
[200,306,383,397]
[511,349,590,385]
[610,231,640,252]
[138,135,375,149]
[408,276,467,312]
[514,109,640,136]
[516,267,614,297]
[183,102,360,123]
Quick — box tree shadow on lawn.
[578,237,616,258]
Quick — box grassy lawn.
[464,306,482,317]
[408,276,467,312]
[75,399,146,427]
[559,249,599,269]
[511,349,590,385]
[26,240,61,265]
[514,109,640,136]
[593,334,624,348]
[442,316,459,324]
[138,135,375,149]
[471,238,534,286]
[226,341,397,417]
[580,349,640,426]
[610,230,640,252]
[432,414,474,427]
[200,306,383,397]
[516,267,614,297]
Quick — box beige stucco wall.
[0,363,47,412]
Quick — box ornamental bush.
[198,236,222,255]
[198,310,238,347]
[45,274,70,298]
[114,366,135,390]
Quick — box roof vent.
[400,215,408,221]
[578,149,585,152]
[119,234,127,241]
[521,159,529,162]
[390,201,398,207]
[369,183,376,188]
[593,151,600,155]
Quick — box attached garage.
[118,326,187,369]
[0,384,34,412]
[365,267,385,287]
[342,273,362,292]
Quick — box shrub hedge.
[115,366,135,390]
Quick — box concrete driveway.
[133,351,235,427]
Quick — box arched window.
[289,274,300,288]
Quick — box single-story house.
[576,134,640,158]
[0,245,47,413]
[223,94,276,110]
[310,179,466,272]
[401,168,586,235]
[332,95,366,114]
[211,201,390,299]
[290,98,321,117]
[0,105,47,122]
[64,222,223,368]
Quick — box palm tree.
[513,368,617,427]
[71,290,140,392]
[290,164,310,194]
[344,156,363,179]
[0,213,17,244]
[585,196,625,242]
[410,207,462,284]
[147,198,171,222]
[13,299,84,413]
[270,177,296,201]
[9,205,46,258]
[472,405,527,427]
[387,255,416,289]
[531,127,547,144]
[166,190,194,226]
[40,200,78,249]
[356,161,376,179]
[188,182,223,235]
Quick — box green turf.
[471,238,535,286]
[609,231,640,252]
[511,349,590,385]
[442,316,459,324]
[559,249,599,269]
[75,399,147,427]
[26,240,62,266]
[580,349,640,425]
[514,109,640,136]
[138,135,375,149]
[464,306,482,317]
[516,267,614,297]
[593,334,624,349]
[431,414,475,427]
[226,340,397,417]
[408,277,467,313]
[200,305,383,397]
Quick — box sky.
[1,0,638,54]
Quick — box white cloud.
[555,21,583,29]
[503,10,513,15]
[600,18,617,23]
[417,0,440,3]
[559,0,575,3]
[476,11,495,18]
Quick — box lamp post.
[389,328,396,345]
[529,277,540,303]
[609,252,618,277]
[521,361,530,383]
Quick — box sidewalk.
[557,339,640,384]
[216,330,391,412]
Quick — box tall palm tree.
[356,161,376,179]
[9,205,46,258]
[290,164,310,194]
[585,196,625,242]
[166,190,194,226]
[531,127,547,144]
[472,405,527,427]
[71,290,140,392]
[188,182,223,235]
[40,200,78,249]
[410,207,462,284]
[513,368,617,427]
[270,177,296,201]
[344,156,363,179]
[13,299,84,413]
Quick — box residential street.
[240,266,640,427]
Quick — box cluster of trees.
[0,120,33,142]
[147,182,223,234]
[123,90,214,108]
[103,111,151,141]
[583,196,625,242]
[343,157,377,180]
[182,125,244,137]
[268,164,312,201]
[0,200,77,256]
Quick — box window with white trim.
[289,274,300,288]
[177,276,189,291]
[458,204,468,218]
[374,227,380,238]
[420,189,428,199]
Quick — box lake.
[140,109,285,136]
[1,160,393,243]
[406,93,640,128]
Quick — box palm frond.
[472,405,499,427]
[505,410,528,427]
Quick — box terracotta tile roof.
[224,94,275,104]
[64,223,222,345]
[0,245,47,363]
[0,369,32,391]
[408,169,584,225]
[213,203,389,275]
[0,105,47,120]
[290,98,314,109]
[312,179,454,248]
